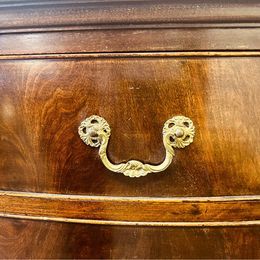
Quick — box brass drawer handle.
[78,115,195,178]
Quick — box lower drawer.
[0,217,259,259]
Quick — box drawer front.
[0,2,260,258]
[0,56,259,197]
[1,218,260,259]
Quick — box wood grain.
[2,28,260,55]
[1,0,260,33]
[0,191,259,224]
[0,217,259,259]
[0,1,259,259]
[2,51,260,61]
[0,56,259,196]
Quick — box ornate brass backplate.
[78,115,195,178]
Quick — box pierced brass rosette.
[79,115,195,177]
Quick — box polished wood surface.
[0,0,259,258]
[0,56,259,196]
[2,29,260,55]
[1,0,260,33]
[1,191,259,224]
[0,218,259,259]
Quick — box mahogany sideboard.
[0,0,259,258]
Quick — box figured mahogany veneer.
[0,56,259,196]
[1,218,259,259]
[0,0,260,258]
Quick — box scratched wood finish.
[0,57,259,196]
[0,218,259,259]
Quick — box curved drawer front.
[0,55,259,197]
[0,218,259,259]
[1,1,260,259]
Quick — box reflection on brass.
[78,115,195,178]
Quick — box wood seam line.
[1,51,260,60]
[1,51,260,59]
[1,191,259,202]
[2,23,260,34]
[0,213,259,227]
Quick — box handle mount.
[78,115,195,177]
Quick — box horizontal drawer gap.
[2,23,260,34]
[1,213,259,227]
[1,51,260,60]
[1,191,260,202]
